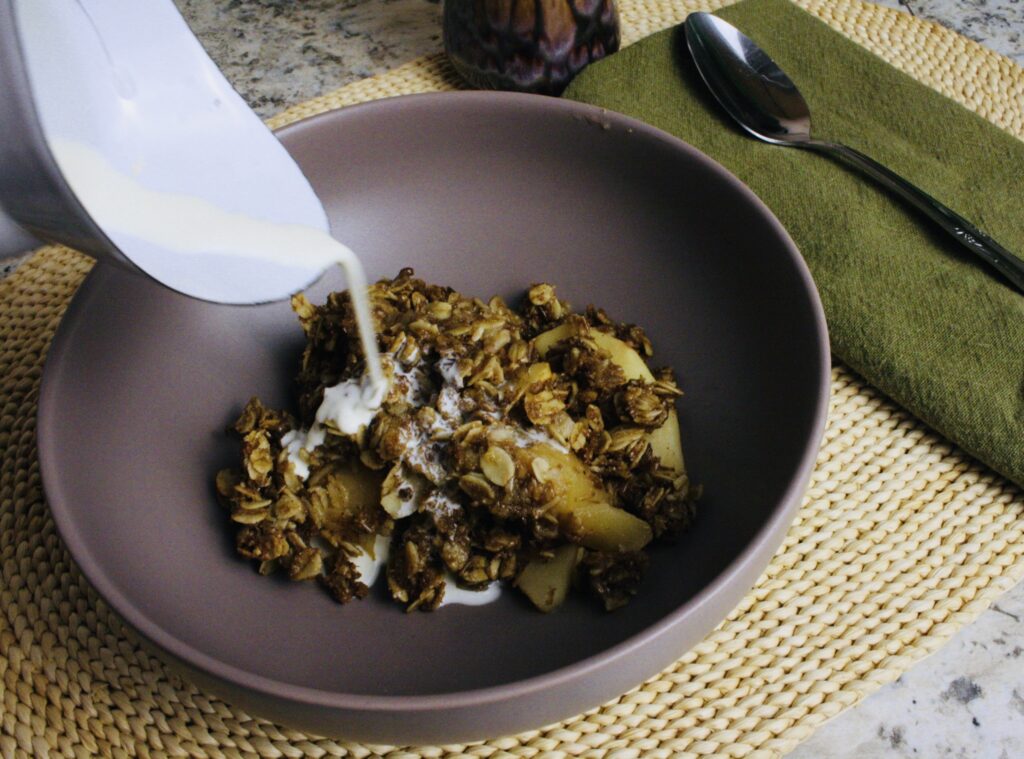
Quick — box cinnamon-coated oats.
[217,269,698,612]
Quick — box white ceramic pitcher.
[0,0,332,304]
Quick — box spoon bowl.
[684,12,811,145]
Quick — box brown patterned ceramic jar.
[443,0,621,95]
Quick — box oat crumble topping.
[216,269,699,612]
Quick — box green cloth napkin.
[565,0,1024,489]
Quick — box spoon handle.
[805,139,1024,294]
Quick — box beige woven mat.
[2,0,1023,756]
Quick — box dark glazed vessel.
[444,0,620,95]
[38,92,830,744]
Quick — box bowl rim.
[38,89,831,713]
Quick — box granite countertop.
[5,0,1023,755]
[171,0,1024,120]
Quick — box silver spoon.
[684,11,1024,295]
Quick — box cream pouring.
[49,138,389,475]
[49,137,387,410]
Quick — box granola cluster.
[217,269,697,612]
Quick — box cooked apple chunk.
[518,442,653,553]
[533,323,685,474]
[516,545,582,612]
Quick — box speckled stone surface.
[902,0,1024,65]
[790,579,1024,758]
[172,0,444,119]
[2,1,1023,755]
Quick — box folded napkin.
[565,0,1024,488]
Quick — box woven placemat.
[2,1,1023,756]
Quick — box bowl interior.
[39,93,826,698]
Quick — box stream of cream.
[47,138,388,417]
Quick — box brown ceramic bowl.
[38,92,829,744]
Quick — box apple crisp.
[216,269,698,612]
